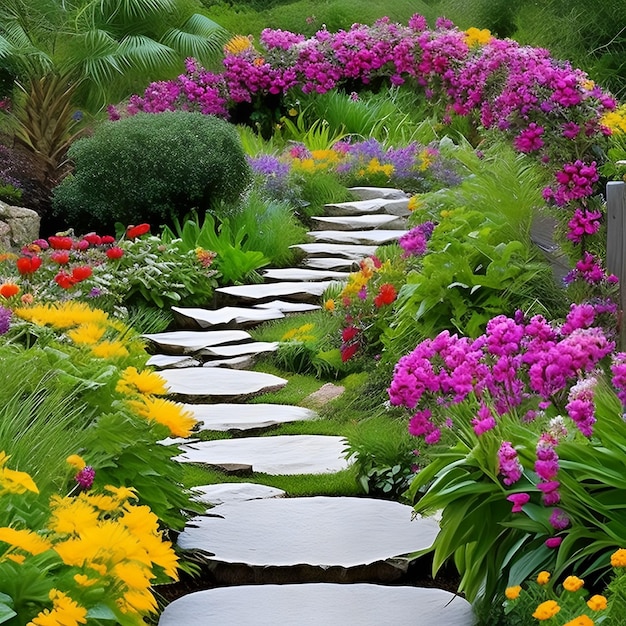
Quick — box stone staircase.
[152,188,475,625]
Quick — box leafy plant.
[53,111,251,234]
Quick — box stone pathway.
[157,188,474,624]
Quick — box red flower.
[374,283,397,307]
[50,251,70,265]
[48,236,73,250]
[74,239,89,251]
[106,246,124,260]
[126,223,150,239]
[342,326,360,342]
[0,283,19,298]
[82,233,102,246]
[101,235,116,244]
[71,266,93,282]
[341,343,359,362]
[54,272,76,289]
[16,256,42,275]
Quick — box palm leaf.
[161,14,229,63]
[96,0,176,22]
[117,34,177,71]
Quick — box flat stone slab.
[290,243,378,259]
[348,186,409,200]
[178,496,438,567]
[146,354,202,369]
[183,403,318,431]
[171,306,285,329]
[301,257,359,271]
[311,214,406,230]
[159,368,287,401]
[191,483,285,507]
[142,330,251,354]
[200,341,278,358]
[306,230,408,245]
[175,435,349,474]
[384,198,412,216]
[324,198,395,216]
[252,300,321,313]
[159,584,473,626]
[261,267,350,282]
[201,355,255,369]
[216,281,336,303]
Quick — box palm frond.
[117,34,177,71]
[161,14,229,63]
[97,0,176,22]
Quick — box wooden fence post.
[606,180,626,349]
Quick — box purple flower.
[75,466,95,490]
[549,508,570,530]
[472,403,496,435]
[507,492,530,513]
[498,441,523,485]
[566,208,602,244]
[513,123,544,153]
[0,306,11,335]
[545,536,563,549]
[399,221,435,257]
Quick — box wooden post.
[606,180,626,348]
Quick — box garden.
[1,0,626,624]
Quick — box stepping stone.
[159,368,287,402]
[172,306,285,330]
[159,584,474,626]
[324,197,396,216]
[201,355,255,369]
[261,267,350,282]
[175,435,349,474]
[177,496,439,576]
[200,341,278,358]
[291,243,378,259]
[142,330,251,355]
[301,256,359,271]
[184,403,318,431]
[253,300,321,313]
[191,483,285,507]
[311,214,406,230]
[306,230,408,245]
[146,354,202,369]
[216,281,336,304]
[384,198,412,216]
[348,186,409,200]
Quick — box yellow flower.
[537,570,551,585]
[587,595,607,611]
[28,589,88,626]
[116,367,168,396]
[532,600,560,620]
[126,397,197,438]
[15,301,109,329]
[5,554,25,564]
[0,453,39,495]
[119,589,158,615]
[0,527,52,555]
[611,548,626,567]
[105,485,138,503]
[563,616,594,626]
[67,323,107,345]
[66,455,86,471]
[408,195,422,211]
[74,573,98,587]
[288,108,298,116]
[114,562,154,590]
[91,340,130,359]
[324,299,336,312]
[465,26,492,46]
[223,35,253,54]
[505,585,521,600]
[48,494,100,536]
[563,575,584,592]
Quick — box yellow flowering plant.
[0,454,180,625]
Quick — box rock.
[191,483,285,507]
[146,354,202,369]
[0,202,40,249]
[172,306,285,330]
[159,584,474,626]
[290,243,378,259]
[301,257,360,271]
[261,267,350,282]
[306,229,408,245]
[348,186,409,200]
[215,281,337,304]
[311,214,406,230]
[142,330,252,355]
[252,300,321,313]
[302,383,346,408]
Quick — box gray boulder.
[0,201,40,249]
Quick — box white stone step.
[201,355,255,369]
[182,402,318,432]
[191,483,285,507]
[200,341,278,358]
[324,197,395,216]
[159,584,473,626]
[311,214,407,231]
[142,330,251,354]
[177,496,438,567]
[252,300,321,313]
[290,243,378,259]
[306,230,408,245]
[159,368,287,401]
[301,256,360,271]
[216,281,336,303]
[146,354,202,369]
[261,267,350,282]
[171,306,285,329]
[348,186,409,200]
[175,435,349,475]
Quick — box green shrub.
[52,111,252,233]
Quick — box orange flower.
[563,576,584,592]
[611,548,626,567]
[562,616,594,626]
[587,595,607,611]
[532,600,560,620]
[537,571,551,585]
[0,283,19,298]
[505,586,521,600]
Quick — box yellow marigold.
[104,485,138,503]
[0,527,52,555]
[49,495,100,536]
[15,301,109,329]
[563,616,594,626]
[114,562,154,590]
[66,455,86,471]
[0,453,39,495]
[465,26,492,46]
[67,323,107,345]
[91,340,130,359]
[119,589,158,615]
[139,532,179,579]
[120,502,160,537]
[408,195,422,211]
[324,299,335,312]
[587,595,608,611]
[537,570,551,585]
[532,600,560,620]
[611,548,626,567]
[223,34,253,54]
[602,105,626,133]
[505,585,521,600]
[29,589,87,626]
[311,149,341,164]
[116,367,167,396]
[563,575,584,592]
[126,397,197,438]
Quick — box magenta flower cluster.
[497,441,523,486]
[399,221,435,257]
